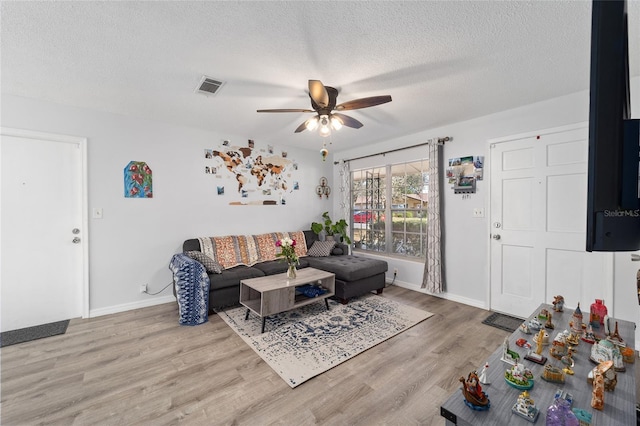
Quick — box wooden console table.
[440,303,636,425]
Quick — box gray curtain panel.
[339,160,351,251]
[422,140,443,293]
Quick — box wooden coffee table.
[239,267,335,333]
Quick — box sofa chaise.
[175,230,388,313]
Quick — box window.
[351,159,428,259]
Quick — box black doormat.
[482,312,523,333]
[0,320,70,347]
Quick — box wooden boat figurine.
[459,371,490,409]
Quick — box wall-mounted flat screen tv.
[586,0,640,252]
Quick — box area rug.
[0,319,70,347]
[217,294,433,388]
[482,312,523,333]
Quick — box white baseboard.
[389,280,486,310]
[89,295,176,318]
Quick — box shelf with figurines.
[444,295,636,424]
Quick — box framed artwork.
[124,161,152,198]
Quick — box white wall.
[4,74,640,329]
[333,77,640,329]
[1,94,333,316]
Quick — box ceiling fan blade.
[335,95,392,111]
[256,108,315,113]
[308,80,329,108]
[294,120,309,133]
[332,113,363,129]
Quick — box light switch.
[92,208,103,219]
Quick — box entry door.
[612,251,640,348]
[489,124,613,317]
[1,129,87,331]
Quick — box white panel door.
[1,130,86,331]
[490,124,613,318]
[612,251,640,350]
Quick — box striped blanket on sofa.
[197,231,307,269]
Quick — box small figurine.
[603,315,611,335]
[544,311,555,329]
[528,317,543,331]
[582,324,597,344]
[516,338,531,349]
[541,364,565,384]
[621,346,635,364]
[505,362,534,390]
[525,329,548,364]
[460,370,490,410]
[590,339,625,371]
[538,308,550,321]
[561,346,576,375]
[570,303,583,334]
[587,361,616,391]
[552,295,565,312]
[519,322,532,334]
[511,390,539,423]
[590,299,608,329]
[501,337,520,365]
[549,331,568,360]
[606,321,625,346]
[553,389,573,405]
[566,331,580,346]
[591,363,606,410]
[533,329,549,346]
[571,408,593,425]
[479,362,490,385]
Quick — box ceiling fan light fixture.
[305,117,319,131]
[330,115,343,130]
[319,125,331,137]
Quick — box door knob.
[72,237,81,244]
[492,234,501,240]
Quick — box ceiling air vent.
[195,76,224,96]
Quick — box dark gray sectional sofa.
[182,230,388,311]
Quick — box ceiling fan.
[257,80,392,136]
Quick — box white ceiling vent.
[195,76,224,96]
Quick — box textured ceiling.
[2,1,639,152]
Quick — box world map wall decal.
[205,140,299,206]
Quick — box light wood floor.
[0,286,632,425]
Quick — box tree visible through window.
[351,159,428,258]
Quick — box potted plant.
[311,211,351,244]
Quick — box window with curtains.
[351,159,429,259]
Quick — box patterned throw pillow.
[185,251,224,274]
[307,240,336,257]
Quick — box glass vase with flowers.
[276,237,299,279]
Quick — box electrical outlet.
[139,284,147,294]
[473,208,485,218]
[92,207,103,219]
[393,268,398,275]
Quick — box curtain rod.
[333,136,451,165]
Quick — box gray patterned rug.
[217,294,433,388]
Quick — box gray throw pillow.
[185,251,224,274]
[307,240,336,257]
